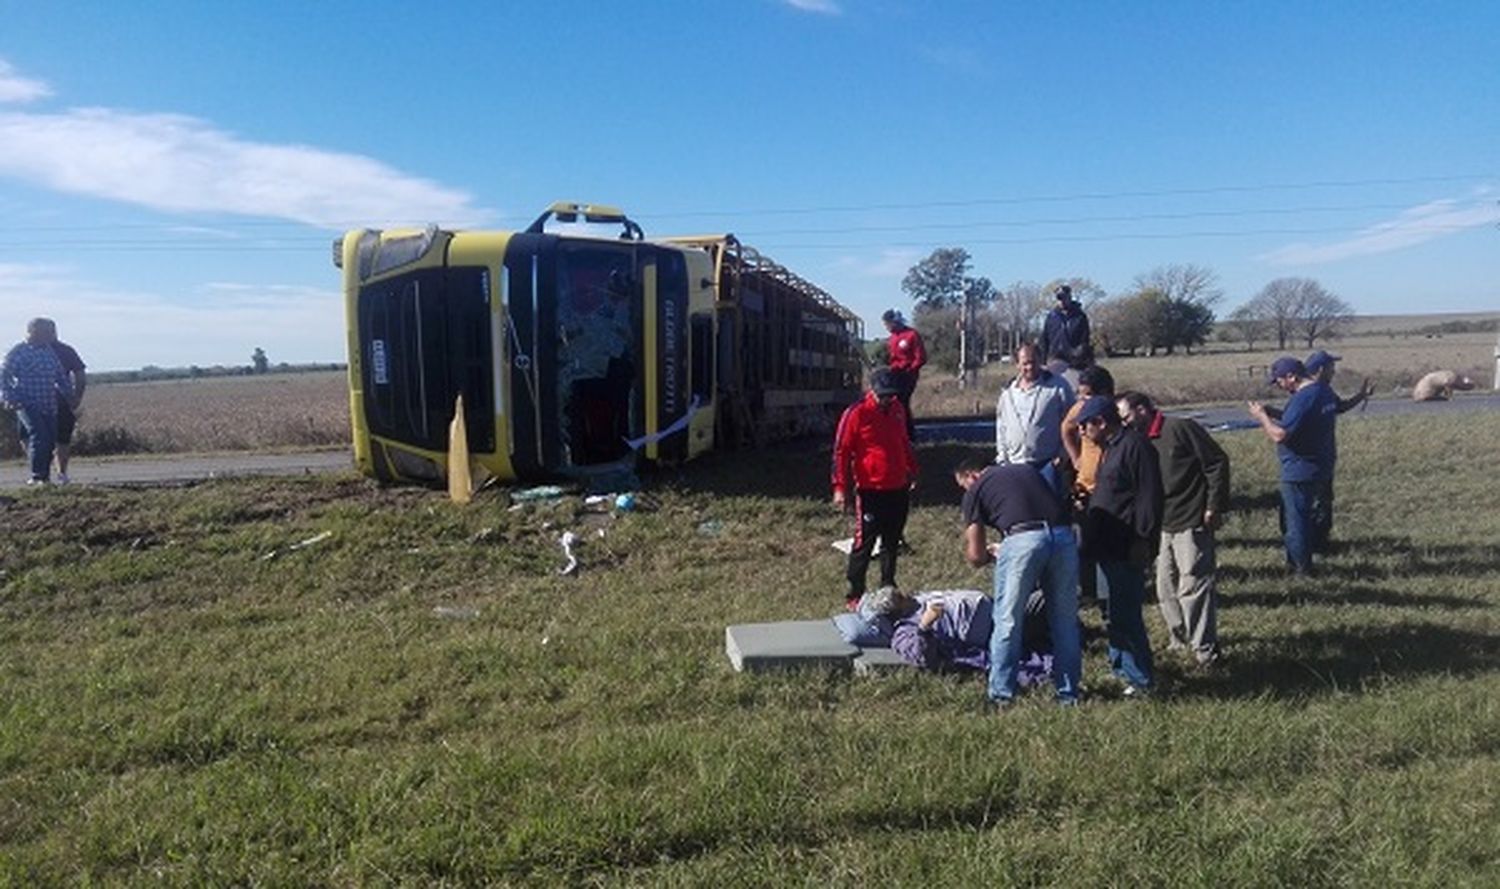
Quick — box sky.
[1,1,1496,371]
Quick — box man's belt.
[1005,520,1052,535]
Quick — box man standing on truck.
[832,369,919,609]
[882,309,925,438]
[1041,285,1093,381]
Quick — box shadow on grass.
[1177,622,1500,701]
[668,438,992,508]
[1223,583,1487,611]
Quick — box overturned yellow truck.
[333,203,864,484]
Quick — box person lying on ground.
[860,586,1055,677]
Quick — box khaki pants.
[1155,527,1218,661]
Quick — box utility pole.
[1493,328,1499,391]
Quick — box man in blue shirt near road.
[1,318,75,485]
[1248,356,1339,576]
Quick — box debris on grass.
[433,605,480,620]
[512,485,567,503]
[558,530,580,575]
[261,530,333,561]
[697,519,725,537]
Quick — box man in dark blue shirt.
[956,456,1082,708]
[1249,356,1339,575]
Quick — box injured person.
[856,586,1054,677]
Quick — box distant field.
[70,370,349,456]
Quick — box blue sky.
[1,1,1496,370]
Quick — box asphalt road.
[4,393,1498,489]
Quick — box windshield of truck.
[556,243,639,466]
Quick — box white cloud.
[784,0,841,14]
[833,247,922,280]
[0,107,488,229]
[0,59,52,104]
[1260,194,1500,266]
[0,262,344,370]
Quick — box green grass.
[2,413,1498,885]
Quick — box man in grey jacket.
[995,342,1074,471]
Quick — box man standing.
[1041,284,1092,376]
[1304,350,1373,414]
[37,319,86,484]
[1118,391,1230,666]
[1077,395,1162,695]
[832,369,919,608]
[1248,357,1338,575]
[1060,364,1115,608]
[956,457,1082,708]
[995,343,1074,472]
[881,309,926,438]
[1,318,74,485]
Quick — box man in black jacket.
[1077,395,1163,695]
[1118,391,1229,666]
[1041,285,1092,375]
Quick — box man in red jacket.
[882,309,926,437]
[832,369,920,607]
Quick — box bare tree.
[1293,283,1354,348]
[1044,276,1107,308]
[991,280,1048,355]
[1132,264,1224,307]
[1226,304,1273,351]
[1245,277,1350,350]
[1246,278,1308,350]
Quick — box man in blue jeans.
[1077,395,1163,696]
[1,318,74,485]
[956,457,1082,708]
[1248,356,1338,575]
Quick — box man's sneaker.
[1122,684,1151,699]
[26,477,47,486]
[54,472,69,485]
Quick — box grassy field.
[0,371,352,460]
[1,410,1496,884]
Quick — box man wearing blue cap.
[1248,357,1339,575]
[1077,394,1162,695]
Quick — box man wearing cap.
[832,369,919,607]
[881,309,926,438]
[955,456,1082,707]
[1041,284,1093,375]
[1077,394,1162,695]
[995,343,1074,473]
[1248,357,1339,575]
[1118,390,1230,666]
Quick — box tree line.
[897,247,1355,373]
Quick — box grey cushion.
[724,620,859,673]
[853,647,914,675]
